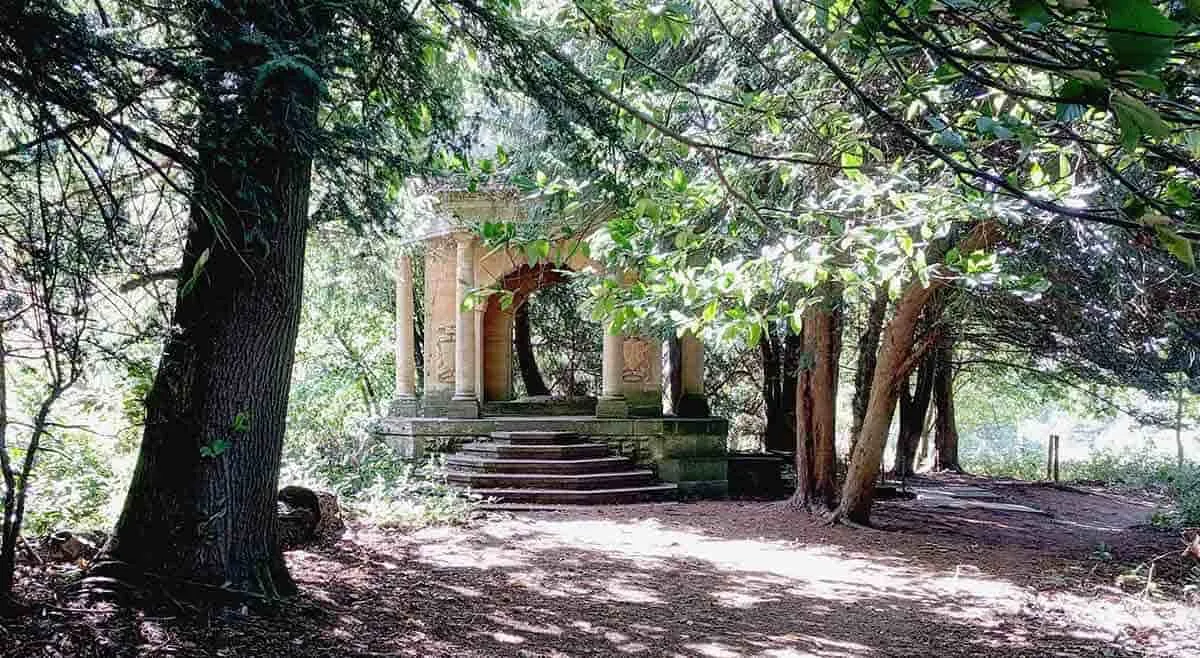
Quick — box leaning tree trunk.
[849,289,888,453]
[836,223,997,524]
[98,1,330,598]
[932,336,962,472]
[892,345,935,478]
[790,294,843,512]
[514,302,550,396]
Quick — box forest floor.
[4,473,1200,657]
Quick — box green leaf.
[1103,0,1179,73]
[747,322,763,348]
[1166,180,1194,207]
[231,411,251,433]
[180,247,211,298]
[1111,92,1170,150]
[200,438,231,458]
[766,113,782,136]
[1154,225,1195,268]
[1011,0,1051,30]
[841,146,866,182]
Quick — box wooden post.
[1053,435,1060,482]
[1046,434,1061,482]
[1047,435,1053,481]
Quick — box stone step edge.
[490,431,581,438]
[446,469,654,480]
[462,442,608,450]
[446,455,629,465]
[469,484,677,496]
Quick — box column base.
[675,393,710,418]
[389,396,421,417]
[595,396,629,419]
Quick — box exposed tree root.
[68,560,289,615]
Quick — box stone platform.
[373,415,729,498]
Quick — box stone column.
[448,233,479,417]
[596,329,628,418]
[391,253,419,416]
[677,332,710,417]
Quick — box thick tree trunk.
[849,289,888,452]
[514,302,550,396]
[762,328,801,453]
[664,334,682,415]
[836,223,997,524]
[99,1,329,598]
[932,336,962,472]
[791,296,843,512]
[892,346,935,478]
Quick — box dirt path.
[5,476,1198,657]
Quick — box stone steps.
[445,430,676,504]
[466,484,677,505]
[445,455,634,474]
[460,442,611,460]
[489,431,586,445]
[447,469,656,490]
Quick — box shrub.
[349,458,486,528]
[1171,464,1200,526]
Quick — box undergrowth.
[966,449,1200,526]
[280,439,485,529]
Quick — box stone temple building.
[373,186,728,503]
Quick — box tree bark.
[791,294,843,512]
[849,289,888,453]
[915,400,935,471]
[892,349,935,478]
[836,222,997,524]
[1176,375,1185,468]
[762,327,801,453]
[99,1,330,599]
[0,323,11,603]
[932,336,962,472]
[514,302,550,396]
[664,334,683,415]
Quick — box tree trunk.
[932,336,962,472]
[664,334,682,415]
[762,327,801,453]
[849,289,888,453]
[836,223,997,523]
[915,400,935,471]
[1176,375,1185,468]
[99,1,330,599]
[791,294,843,512]
[892,347,935,478]
[514,302,550,396]
[0,323,11,603]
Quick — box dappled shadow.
[6,479,1196,657]
[268,497,1195,657]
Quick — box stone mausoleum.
[373,187,728,502]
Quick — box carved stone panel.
[435,324,456,384]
